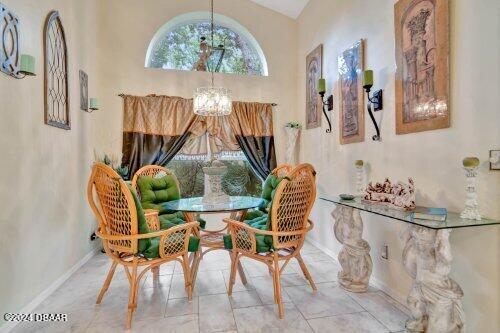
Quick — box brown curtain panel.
[121,95,204,178]
[228,101,276,180]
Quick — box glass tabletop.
[320,197,500,230]
[162,196,266,213]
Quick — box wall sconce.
[88,98,99,112]
[362,70,383,141]
[317,78,334,133]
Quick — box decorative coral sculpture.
[363,178,416,210]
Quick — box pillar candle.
[19,54,36,75]
[317,78,326,94]
[362,70,373,87]
[89,98,99,110]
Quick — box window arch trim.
[145,12,268,76]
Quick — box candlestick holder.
[355,160,365,197]
[319,91,334,133]
[363,84,383,141]
[460,157,481,221]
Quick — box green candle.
[89,98,99,110]
[355,160,364,167]
[19,54,36,76]
[462,157,479,168]
[317,78,326,94]
[362,70,373,87]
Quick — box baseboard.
[1,247,100,333]
[305,236,409,312]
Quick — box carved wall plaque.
[0,3,20,77]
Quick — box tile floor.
[13,241,410,333]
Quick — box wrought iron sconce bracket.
[319,91,334,133]
[364,86,383,141]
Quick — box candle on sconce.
[317,78,326,94]
[19,54,36,76]
[89,98,99,110]
[362,70,373,88]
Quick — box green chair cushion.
[128,186,151,253]
[141,235,200,259]
[261,174,282,202]
[223,214,273,253]
[159,213,206,229]
[137,175,180,214]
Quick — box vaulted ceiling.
[248,0,310,19]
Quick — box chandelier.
[193,0,232,116]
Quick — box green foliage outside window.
[166,159,262,198]
[149,21,264,76]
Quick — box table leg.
[401,226,465,333]
[331,205,372,292]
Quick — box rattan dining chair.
[87,163,198,329]
[224,163,317,318]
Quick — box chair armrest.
[223,218,314,237]
[158,221,200,258]
[144,209,160,231]
[223,218,314,253]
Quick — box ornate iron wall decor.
[0,2,21,77]
[44,11,70,129]
[79,70,88,111]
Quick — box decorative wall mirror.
[0,2,21,77]
[44,11,70,129]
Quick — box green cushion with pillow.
[127,186,200,259]
[137,175,180,214]
[137,175,206,228]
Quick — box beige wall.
[93,0,297,161]
[297,0,500,331]
[0,0,100,325]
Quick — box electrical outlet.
[381,245,389,260]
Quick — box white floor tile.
[349,291,408,332]
[308,311,389,333]
[199,294,236,333]
[233,303,313,333]
[285,282,363,319]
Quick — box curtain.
[121,95,276,180]
[121,95,204,178]
[228,101,276,180]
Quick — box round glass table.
[162,196,266,286]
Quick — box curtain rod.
[117,94,277,106]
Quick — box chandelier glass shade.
[193,86,232,116]
[193,0,232,116]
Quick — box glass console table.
[320,196,500,333]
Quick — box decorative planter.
[202,160,230,204]
[284,126,301,165]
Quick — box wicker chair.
[87,163,198,329]
[131,165,180,231]
[224,163,317,318]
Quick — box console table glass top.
[320,197,500,230]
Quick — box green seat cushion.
[223,214,273,253]
[159,213,206,229]
[128,186,151,253]
[137,175,180,214]
[142,235,200,259]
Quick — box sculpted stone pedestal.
[401,226,465,333]
[331,206,372,292]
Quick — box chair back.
[270,163,316,249]
[271,164,293,178]
[87,163,139,254]
[131,165,180,199]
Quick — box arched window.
[145,12,268,76]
